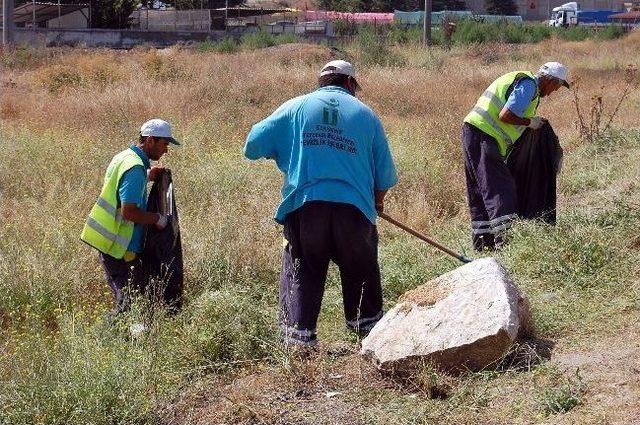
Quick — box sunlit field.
[1,31,639,424]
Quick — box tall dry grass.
[1,34,640,424]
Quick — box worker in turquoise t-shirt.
[244,60,398,348]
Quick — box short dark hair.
[139,134,161,143]
[318,73,351,89]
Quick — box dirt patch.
[550,327,640,424]
[160,324,640,425]
[159,345,397,425]
[400,278,452,306]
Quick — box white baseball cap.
[140,119,180,145]
[320,60,360,90]
[539,62,570,88]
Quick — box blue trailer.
[549,2,622,27]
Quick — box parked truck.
[548,2,621,27]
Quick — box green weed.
[356,26,406,67]
[40,64,83,93]
[142,51,188,81]
[239,30,299,51]
[453,21,551,45]
[0,44,41,69]
[537,369,585,415]
[196,38,240,54]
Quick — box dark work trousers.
[99,253,147,314]
[462,123,518,251]
[279,201,383,347]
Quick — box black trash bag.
[141,169,184,313]
[506,121,563,225]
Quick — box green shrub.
[334,20,359,36]
[356,26,406,67]
[40,65,83,93]
[237,30,298,51]
[595,24,626,40]
[240,30,277,50]
[537,370,585,415]
[453,20,552,45]
[181,288,277,370]
[0,317,168,425]
[142,51,188,81]
[0,44,39,69]
[274,32,299,45]
[387,24,423,45]
[0,284,279,424]
[552,24,625,42]
[554,25,592,41]
[196,38,240,53]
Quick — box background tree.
[485,0,518,15]
[89,0,139,28]
[14,0,138,28]
[433,0,466,11]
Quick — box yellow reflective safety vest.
[464,71,540,158]
[80,148,145,259]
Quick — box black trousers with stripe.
[279,201,383,346]
[100,253,146,314]
[462,123,518,251]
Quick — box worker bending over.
[462,62,569,251]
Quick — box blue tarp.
[394,10,472,25]
[393,10,522,25]
[473,15,523,23]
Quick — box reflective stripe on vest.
[96,197,126,222]
[85,216,131,248]
[480,90,527,134]
[464,71,540,158]
[80,148,145,259]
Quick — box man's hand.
[375,189,388,214]
[148,166,166,182]
[155,214,168,230]
[527,116,545,130]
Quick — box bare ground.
[548,326,640,425]
[159,320,640,425]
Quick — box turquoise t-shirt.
[118,145,150,253]
[505,76,538,117]
[244,86,398,224]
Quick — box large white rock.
[361,257,530,372]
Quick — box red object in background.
[529,1,536,9]
[305,10,394,23]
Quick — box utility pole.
[225,0,228,32]
[3,0,15,45]
[423,0,432,46]
[32,0,36,34]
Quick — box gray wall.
[7,27,332,48]
[10,27,226,48]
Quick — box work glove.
[155,214,168,230]
[527,116,544,130]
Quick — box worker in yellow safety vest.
[462,62,569,251]
[81,119,179,315]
